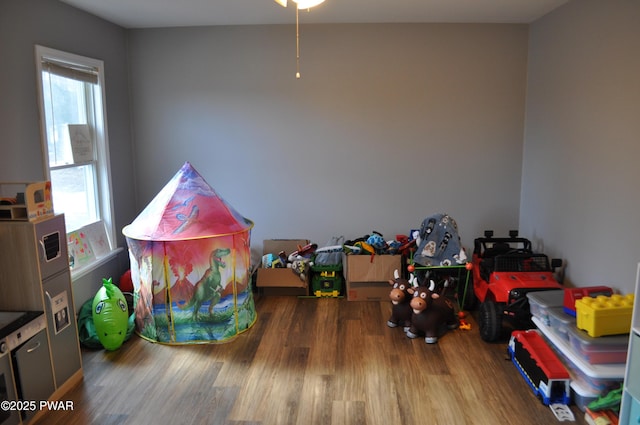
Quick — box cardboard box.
[256,239,310,296]
[344,254,403,301]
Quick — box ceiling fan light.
[293,0,325,9]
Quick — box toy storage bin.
[547,307,574,343]
[532,316,625,396]
[567,325,628,365]
[570,380,600,412]
[527,290,564,326]
[563,286,614,317]
[561,352,624,394]
[576,294,634,337]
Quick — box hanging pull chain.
[295,6,301,79]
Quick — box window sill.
[70,247,124,282]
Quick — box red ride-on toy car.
[471,230,563,342]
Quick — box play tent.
[122,162,256,344]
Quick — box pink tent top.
[122,162,253,241]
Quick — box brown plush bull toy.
[406,280,458,343]
[387,270,415,332]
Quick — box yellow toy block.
[575,294,634,337]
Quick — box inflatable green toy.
[92,277,129,351]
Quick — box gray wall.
[128,23,529,263]
[0,0,135,305]
[521,0,640,294]
[2,0,639,299]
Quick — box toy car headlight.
[510,288,525,300]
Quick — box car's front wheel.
[478,299,503,342]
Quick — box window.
[35,45,116,270]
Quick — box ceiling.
[59,0,569,29]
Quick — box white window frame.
[34,45,117,274]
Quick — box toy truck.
[471,230,563,342]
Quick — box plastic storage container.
[563,286,613,317]
[547,307,574,343]
[567,325,628,365]
[571,380,600,412]
[533,316,625,395]
[527,290,564,326]
[562,353,623,394]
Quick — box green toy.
[587,385,623,413]
[92,277,129,351]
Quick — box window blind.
[42,59,98,85]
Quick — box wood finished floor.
[36,295,588,425]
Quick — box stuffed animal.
[288,257,313,281]
[366,231,387,254]
[387,270,414,332]
[406,280,458,343]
